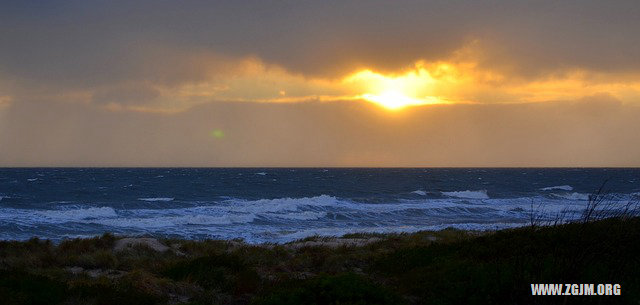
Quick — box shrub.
[0,269,67,305]
[254,273,405,305]
[163,254,260,294]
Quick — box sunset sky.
[1,1,640,166]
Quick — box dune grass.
[0,216,639,304]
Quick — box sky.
[1,0,640,167]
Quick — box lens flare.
[210,129,225,139]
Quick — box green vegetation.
[1,217,639,304]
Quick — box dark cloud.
[2,0,640,90]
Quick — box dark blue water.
[1,168,639,242]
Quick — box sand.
[113,237,170,252]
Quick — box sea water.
[0,168,638,243]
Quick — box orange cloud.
[20,44,635,114]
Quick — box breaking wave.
[540,185,573,191]
[138,197,175,202]
[441,190,489,199]
[551,192,590,201]
[1,192,621,243]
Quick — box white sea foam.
[27,178,38,182]
[92,213,256,228]
[540,185,573,191]
[1,191,626,243]
[264,211,327,220]
[255,172,267,176]
[551,192,590,201]
[223,195,340,213]
[411,190,427,196]
[441,190,489,199]
[280,222,528,242]
[138,197,174,202]
[34,207,118,222]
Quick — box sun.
[362,90,428,110]
[344,67,445,110]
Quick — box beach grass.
[1,216,639,304]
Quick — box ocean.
[0,168,638,243]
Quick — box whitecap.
[540,185,573,191]
[265,211,327,220]
[441,190,489,199]
[92,213,255,228]
[33,207,118,222]
[223,195,340,214]
[411,190,427,196]
[138,197,174,202]
[551,192,590,201]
